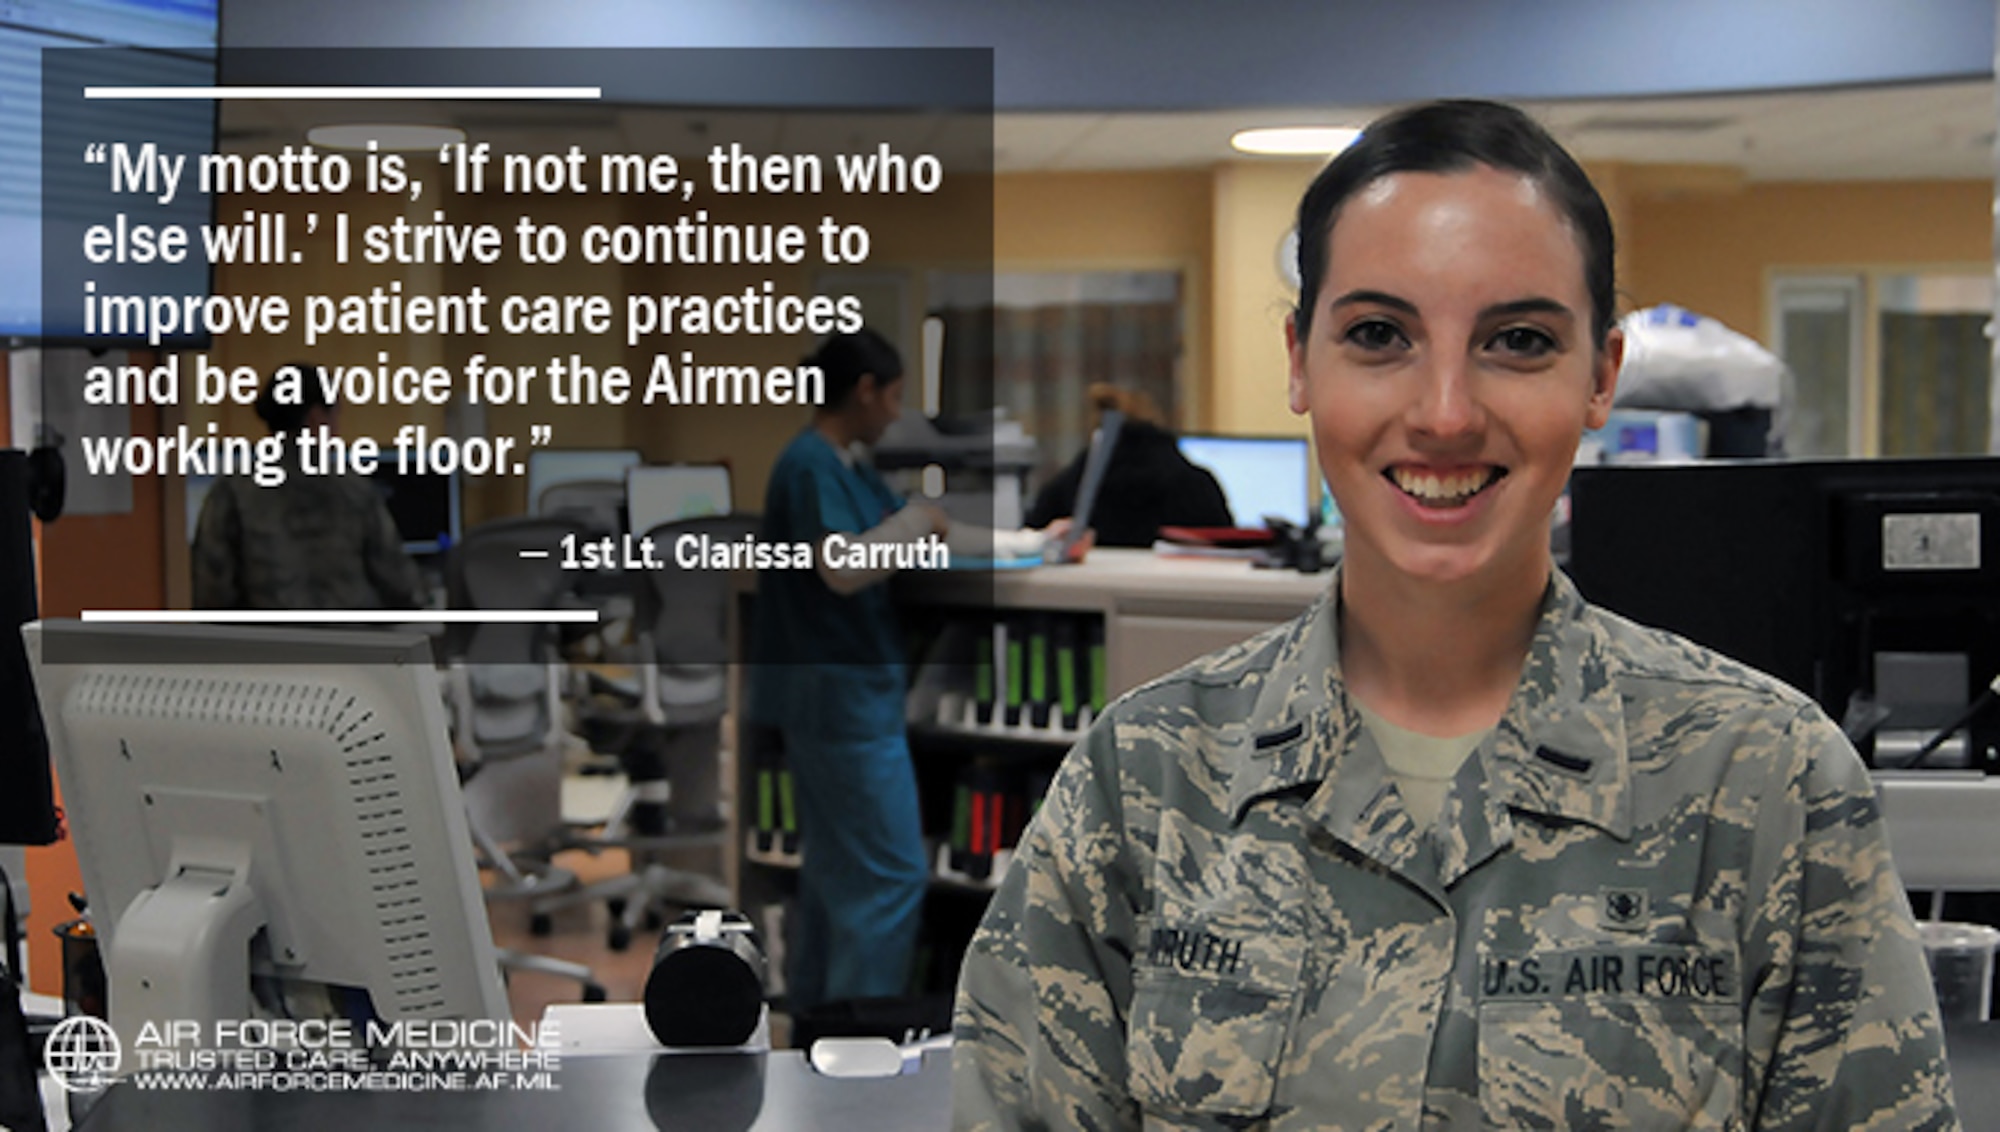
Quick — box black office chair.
[550,513,754,950]
[443,514,606,999]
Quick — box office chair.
[550,512,754,950]
[443,514,607,1000]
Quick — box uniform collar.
[1227,566,1632,882]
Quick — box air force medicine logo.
[44,1015,121,1093]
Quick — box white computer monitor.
[1176,434,1311,529]
[527,449,642,514]
[626,464,733,537]
[25,621,509,1051]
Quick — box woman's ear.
[1585,326,1624,430]
[1285,312,1310,417]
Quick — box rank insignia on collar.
[1601,887,1649,930]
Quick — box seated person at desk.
[1025,383,1233,547]
[192,362,423,611]
[954,100,1954,1128]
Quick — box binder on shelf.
[1054,617,1082,731]
[973,621,997,726]
[1027,613,1052,730]
[949,780,974,875]
[778,766,800,856]
[1004,615,1026,727]
[942,760,1021,883]
[1085,617,1108,714]
[755,762,777,855]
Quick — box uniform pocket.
[1478,995,1744,1130]
[1125,917,1303,1118]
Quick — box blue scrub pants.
[782,675,929,1011]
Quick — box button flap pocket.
[1126,911,1303,1118]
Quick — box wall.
[993,168,1212,426]
[993,164,1996,448]
[1208,161,1316,437]
[1621,178,1994,340]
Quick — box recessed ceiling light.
[1230,126,1361,157]
[306,123,467,151]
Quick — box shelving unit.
[733,549,1331,999]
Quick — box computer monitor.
[527,450,641,515]
[25,621,509,1051]
[626,464,732,537]
[1177,435,1311,529]
[1567,457,2000,773]
[372,456,462,556]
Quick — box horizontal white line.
[517,550,550,559]
[81,610,600,624]
[84,86,602,100]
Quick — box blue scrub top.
[747,428,908,732]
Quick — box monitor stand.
[108,858,262,1052]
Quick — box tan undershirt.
[1353,701,1487,831]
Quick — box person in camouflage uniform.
[953,100,1957,1130]
[191,363,423,611]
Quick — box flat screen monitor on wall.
[1176,434,1311,529]
[11,0,219,343]
[26,621,511,1051]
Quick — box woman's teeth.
[1390,467,1502,507]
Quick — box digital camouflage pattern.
[954,569,1957,1130]
[191,450,423,611]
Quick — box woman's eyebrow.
[1481,297,1574,322]
[1328,289,1417,315]
[1327,293,1576,324]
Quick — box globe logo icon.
[44,1016,121,1093]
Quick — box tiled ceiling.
[222,80,1999,182]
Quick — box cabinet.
[733,549,1329,999]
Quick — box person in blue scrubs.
[748,329,946,1011]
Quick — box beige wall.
[1621,178,1992,341]
[1208,161,1318,437]
[995,165,1993,437]
[991,162,1317,437]
[993,169,1213,427]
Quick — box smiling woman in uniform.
[952,100,1956,1130]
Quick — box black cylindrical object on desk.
[642,910,766,1048]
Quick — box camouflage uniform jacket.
[954,569,1957,1130]
[191,448,423,611]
